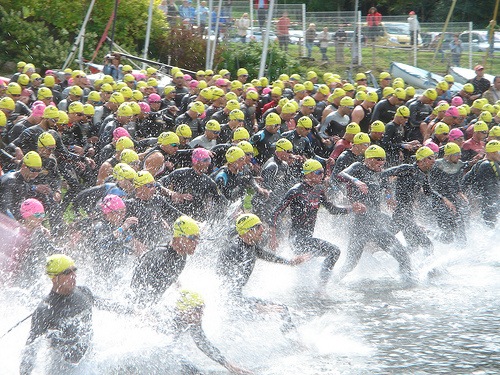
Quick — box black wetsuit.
[218,237,292,294]
[407,99,433,143]
[271,181,348,284]
[210,143,232,168]
[159,167,227,221]
[281,129,315,158]
[357,105,372,133]
[124,194,182,248]
[381,121,406,167]
[0,171,36,219]
[252,155,297,222]
[381,163,442,251]
[217,124,237,145]
[90,220,134,274]
[141,146,193,179]
[214,166,258,202]
[216,237,295,331]
[475,159,499,227]
[32,154,64,229]
[202,105,221,126]
[338,162,412,278]
[211,109,230,128]
[8,125,47,154]
[429,158,468,243]
[73,183,127,216]
[371,99,397,124]
[20,287,94,374]
[131,245,186,304]
[331,149,363,178]
[250,128,281,164]
[240,103,256,134]
[171,315,229,371]
[5,118,36,144]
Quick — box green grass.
[271,43,500,78]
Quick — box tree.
[0,7,71,70]
[220,41,298,81]
[0,0,169,70]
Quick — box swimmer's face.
[244,224,264,245]
[181,306,204,324]
[53,268,77,294]
[365,157,385,172]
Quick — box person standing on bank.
[318,27,331,61]
[305,23,317,59]
[276,12,291,52]
[449,34,463,67]
[408,11,420,47]
[236,13,250,43]
[366,7,382,43]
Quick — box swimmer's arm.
[255,246,294,265]
[20,340,39,375]
[20,306,50,375]
[189,325,227,366]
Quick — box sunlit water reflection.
[1,210,499,374]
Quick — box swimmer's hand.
[225,362,254,375]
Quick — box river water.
[1,210,499,374]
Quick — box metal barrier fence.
[164,3,500,75]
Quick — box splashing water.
[0,210,499,374]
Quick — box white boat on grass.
[390,62,463,92]
[449,66,496,85]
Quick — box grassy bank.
[271,43,500,79]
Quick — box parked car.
[458,30,500,53]
[288,29,359,46]
[229,27,277,43]
[364,22,422,47]
[421,32,455,49]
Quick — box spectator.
[179,0,195,24]
[236,13,250,43]
[467,65,491,100]
[253,0,268,30]
[196,1,209,34]
[483,76,500,104]
[276,12,291,52]
[317,27,331,61]
[449,34,462,66]
[305,23,317,59]
[366,7,382,42]
[158,0,168,16]
[408,11,420,47]
[166,0,179,25]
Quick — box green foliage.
[155,28,223,71]
[220,41,298,80]
[0,7,71,70]
[0,0,169,70]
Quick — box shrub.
[219,41,299,80]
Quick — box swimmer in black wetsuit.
[217,213,309,332]
[381,146,443,254]
[159,148,227,221]
[130,215,200,305]
[157,290,253,375]
[124,170,183,249]
[20,254,93,374]
[337,145,413,281]
[476,140,500,227]
[214,146,269,202]
[270,159,363,291]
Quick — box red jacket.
[367,12,382,27]
[253,0,269,9]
